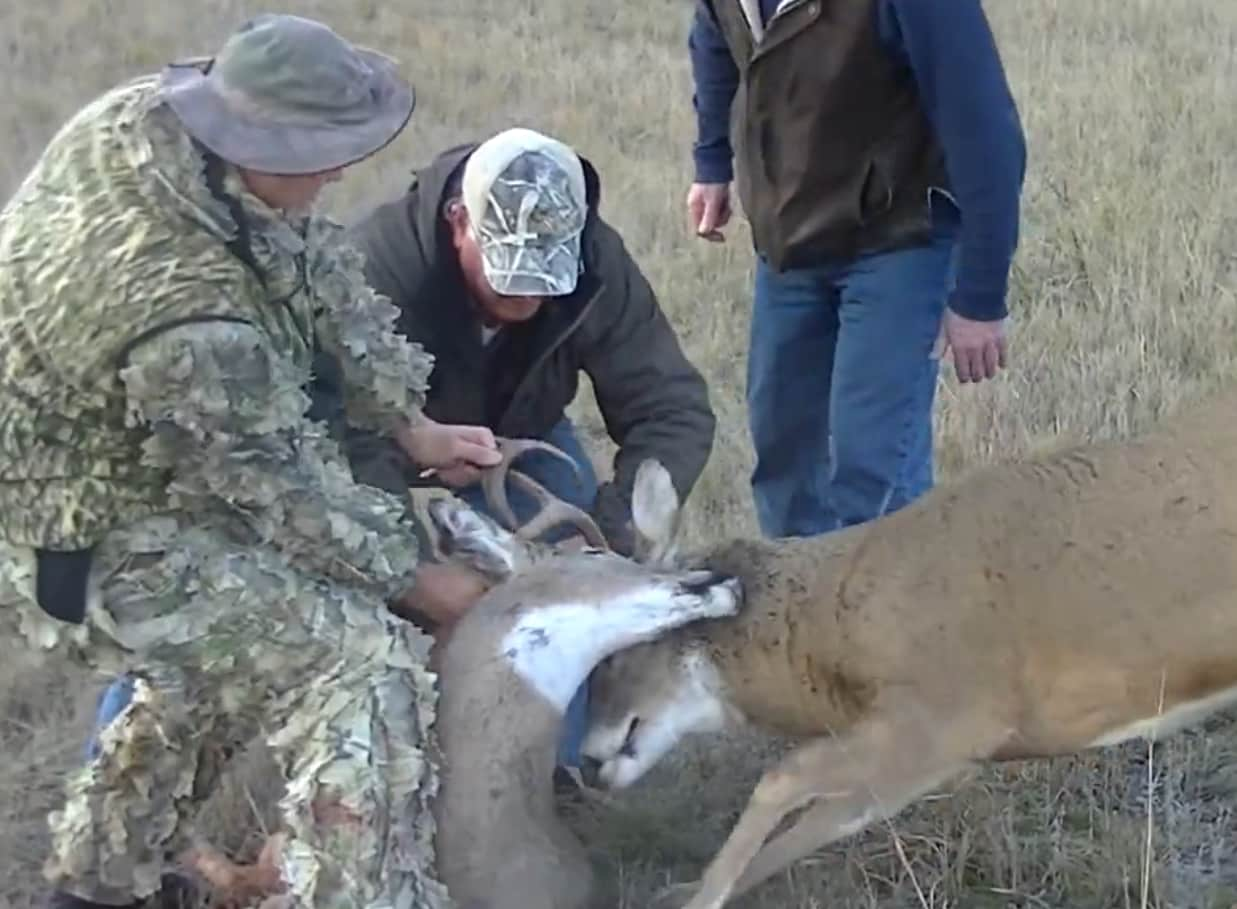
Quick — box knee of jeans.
[832,426,913,483]
[898,416,936,492]
[95,675,136,728]
[831,404,936,524]
[558,460,600,510]
[543,422,599,488]
[560,682,590,734]
[85,675,137,760]
[455,422,599,535]
[554,679,591,763]
[831,417,911,482]
[516,456,598,515]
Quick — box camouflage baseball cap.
[461,128,587,298]
[160,13,415,175]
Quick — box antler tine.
[507,470,610,550]
[479,437,586,533]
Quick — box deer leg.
[728,756,966,902]
[679,707,981,909]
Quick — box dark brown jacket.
[336,142,716,541]
[704,0,948,270]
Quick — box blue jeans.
[83,418,600,772]
[747,200,960,538]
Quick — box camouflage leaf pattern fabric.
[0,72,434,550]
[0,519,449,909]
[0,72,451,906]
[120,321,419,598]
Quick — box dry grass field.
[4,0,1237,907]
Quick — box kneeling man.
[334,127,718,771]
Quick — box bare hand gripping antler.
[479,437,610,550]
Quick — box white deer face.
[426,468,743,720]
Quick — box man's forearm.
[121,322,423,600]
[880,0,1027,321]
[311,235,435,433]
[689,0,740,184]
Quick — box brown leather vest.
[704,0,949,269]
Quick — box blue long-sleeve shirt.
[689,0,1027,321]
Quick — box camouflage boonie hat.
[160,13,415,175]
[461,128,587,298]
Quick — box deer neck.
[435,643,599,909]
[690,533,876,737]
[434,630,568,836]
[432,618,595,909]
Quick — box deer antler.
[507,470,610,549]
[480,437,610,549]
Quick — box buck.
[426,451,741,909]
[576,392,1237,909]
[181,437,742,909]
[438,395,1237,909]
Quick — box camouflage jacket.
[0,75,434,594]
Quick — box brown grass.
[3,1,1237,907]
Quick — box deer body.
[582,392,1237,909]
[433,599,592,909]
[695,430,1237,754]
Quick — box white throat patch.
[499,602,609,712]
[496,584,735,713]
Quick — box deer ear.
[631,459,681,567]
[427,497,519,582]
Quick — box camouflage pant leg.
[0,542,164,905]
[47,662,226,904]
[2,519,449,909]
[260,634,445,909]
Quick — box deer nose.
[677,569,731,596]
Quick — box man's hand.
[687,182,732,242]
[391,561,492,629]
[933,309,1009,384]
[395,418,502,474]
[433,462,483,489]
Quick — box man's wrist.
[692,152,734,186]
[393,421,419,463]
[948,287,1010,323]
[394,416,439,468]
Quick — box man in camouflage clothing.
[0,14,500,909]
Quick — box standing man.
[336,126,717,773]
[687,0,1027,537]
[0,14,495,909]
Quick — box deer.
[181,437,743,909]
[440,390,1237,909]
